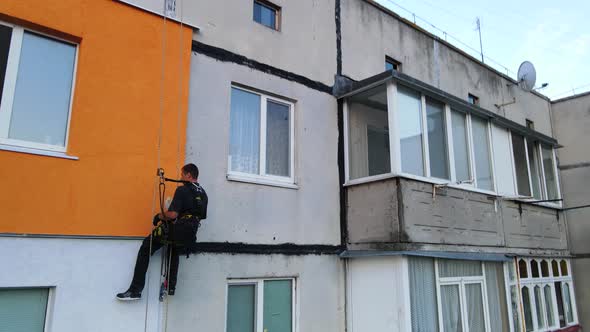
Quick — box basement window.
[253,0,281,30]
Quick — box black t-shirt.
[168,182,208,219]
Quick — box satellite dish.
[517,61,537,92]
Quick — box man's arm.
[158,186,184,221]
[158,210,178,221]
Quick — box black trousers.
[129,228,179,293]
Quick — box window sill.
[0,144,78,160]
[345,172,500,197]
[502,196,563,209]
[227,174,298,190]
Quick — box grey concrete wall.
[346,177,568,250]
[121,0,337,86]
[552,93,590,253]
[347,179,399,243]
[168,253,345,332]
[572,258,590,331]
[187,53,340,245]
[501,201,567,250]
[340,0,554,137]
[401,180,504,247]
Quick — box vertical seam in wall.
[335,0,342,76]
[397,177,406,242]
[338,99,348,246]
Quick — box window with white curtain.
[408,257,509,332]
[507,258,578,332]
[541,145,559,200]
[0,23,77,152]
[491,125,516,196]
[229,86,294,184]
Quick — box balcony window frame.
[0,20,79,154]
[509,132,562,206]
[343,81,497,195]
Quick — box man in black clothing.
[116,163,208,301]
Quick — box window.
[468,94,480,106]
[426,98,449,179]
[398,86,424,176]
[408,257,510,332]
[253,0,281,30]
[451,110,471,183]
[492,125,516,195]
[385,56,401,71]
[0,23,77,153]
[347,84,390,180]
[226,279,294,332]
[229,86,294,185]
[0,288,50,332]
[471,116,493,191]
[508,258,578,332]
[511,132,560,201]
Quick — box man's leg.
[129,231,164,293]
[167,246,180,295]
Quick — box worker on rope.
[116,163,208,301]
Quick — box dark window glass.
[468,94,479,106]
[254,1,277,30]
[519,259,528,278]
[541,260,549,277]
[531,260,539,278]
[0,25,13,108]
[512,134,531,196]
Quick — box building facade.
[552,91,590,331]
[0,0,193,330]
[0,0,584,331]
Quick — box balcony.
[339,71,566,253]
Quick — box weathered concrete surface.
[341,0,553,137]
[401,180,504,247]
[347,177,567,251]
[571,258,590,331]
[120,0,337,86]
[553,92,590,329]
[188,54,340,245]
[501,201,567,250]
[347,179,399,243]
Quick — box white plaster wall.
[1,237,345,332]
[347,256,411,332]
[187,54,340,245]
[167,252,345,332]
[0,237,163,332]
[119,0,337,85]
[341,0,554,137]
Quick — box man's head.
[181,163,199,182]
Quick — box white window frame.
[508,133,562,206]
[344,82,497,196]
[434,259,492,332]
[225,277,297,332]
[227,85,295,187]
[505,258,578,332]
[0,20,78,153]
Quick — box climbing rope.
[143,4,170,332]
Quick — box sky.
[374,0,590,100]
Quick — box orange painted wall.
[0,0,193,236]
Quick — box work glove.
[153,214,161,226]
